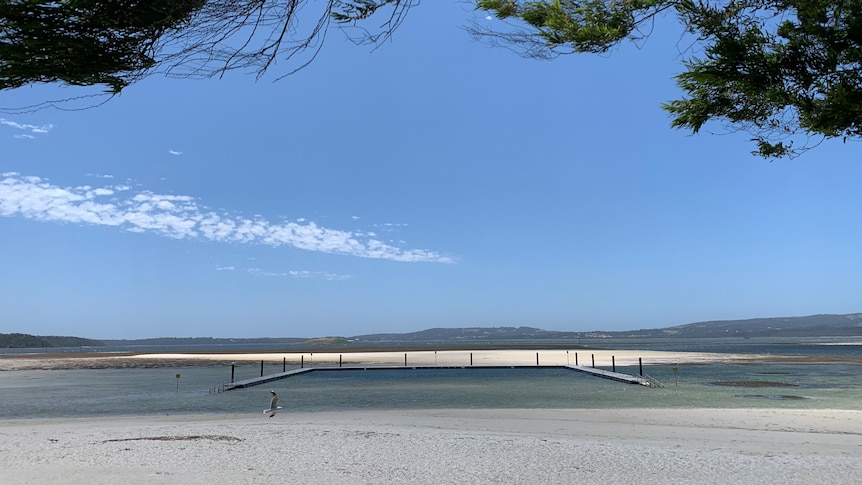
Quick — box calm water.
[2,360,861,419]
[2,338,861,419]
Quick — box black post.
[404,353,407,366]
[591,354,595,368]
[575,352,578,366]
[612,355,616,372]
[536,352,539,366]
[470,352,473,366]
[283,357,286,372]
[231,363,235,383]
[639,357,643,376]
[340,354,343,368]
[260,360,264,377]
[301,355,304,368]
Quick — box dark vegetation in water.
[711,381,797,388]
[740,395,808,400]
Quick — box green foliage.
[0,0,204,92]
[0,332,104,348]
[2,0,858,157]
[475,0,862,158]
[0,0,413,101]
[331,0,401,22]
[479,0,670,52]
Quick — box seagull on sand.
[265,390,280,417]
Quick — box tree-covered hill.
[3,313,859,348]
[0,333,105,349]
[352,314,862,342]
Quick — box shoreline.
[5,408,862,484]
[4,347,857,371]
[5,348,861,482]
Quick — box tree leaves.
[0,1,205,92]
[475,0,862,158]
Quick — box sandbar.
[0,348,778,371]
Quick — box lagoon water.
[2,361,861,419]
[2,338,861,419]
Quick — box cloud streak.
[1,118,53,136]
[0,173,453,263]
[287,270,352,281]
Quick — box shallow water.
[1,360,860,419]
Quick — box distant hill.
[0,333,105,349]
[3,313,859,348]
[631,313,862,339]
[352,313,862,342]
[351,326,561,342]
[98,337,307,346]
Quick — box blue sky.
[1,4,860,339]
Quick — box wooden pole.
[591,354,595,368]
[340,354,343,368]
[612,355,616,373]
[231,363,235,383]
[260,360,264,377]
[536,352,539,366]
[283,357,286,372]
[639,357,643,376]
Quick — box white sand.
[3,350,860,483]
[132,349,765,366]
[0,348,770,371]
[142,350,756,366]
[3,408,861,484]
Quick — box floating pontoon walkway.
[220,367,315,390]
[218,365,652,392]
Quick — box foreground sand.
[4,408,861,484]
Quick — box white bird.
[264,390,282,417]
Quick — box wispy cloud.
[168,149,183,156]
[1,118,53,137]
[247,268,352,280]
[288,270,352,281]
[374,222,408,232]
[218,264,351,280]
[0,173,454,263]
[248,268,288,277]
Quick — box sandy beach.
[4,348,861,483]
[3,408,861,484]
[0,348,779,371]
